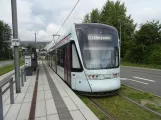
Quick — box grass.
[119,85,161,114]
[79,86,161,120]
[0,59,24,76]
[121,61,161,69]
[93,96,161,120]
[80,95,109,120]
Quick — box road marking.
[133,76,155,82]
[121,78,148,85]
[121,66,161,71]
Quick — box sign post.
[11,0,21,93]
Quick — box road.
[121,66,161,97]
[0,60,13,68]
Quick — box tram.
[46,23,120,95]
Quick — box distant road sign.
[12,39,20,46]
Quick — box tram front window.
[76,27,119,70]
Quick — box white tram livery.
[46,23,120,95]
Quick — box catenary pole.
[11,0,21,93]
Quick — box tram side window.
[57,47,65,67]
[72,44,81,69]
[57,49,60,66]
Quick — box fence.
[0,67,26,120]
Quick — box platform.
[2,62,98,120]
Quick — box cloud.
[0,0,161,42]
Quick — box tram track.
[118,93,161,118]
[88,97,118,120]
[88,92,161,120]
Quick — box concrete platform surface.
[2,62,99,120]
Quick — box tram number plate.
[104,75,112,79]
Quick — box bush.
[147,45,161,65]
[124,44,146,63]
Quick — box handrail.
[0,65,25,81]
[0,66,26,120]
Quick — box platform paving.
[2,61,99,120]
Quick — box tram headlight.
[87,73,119,80]
[87,75,104,80]
[113,73,119,78]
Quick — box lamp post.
[119,19,122,42]
[11,0,21,93]
[118,19,122,60]
[53,34,60,44]
[35,33,36,49]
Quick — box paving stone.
[54,100,64,105]
[60,118,73,120]
[15,93,25,104]
[35,116,47,120]
[23,93,33,103]
[44,85,50,91]
[57,107,69,113]
[35,100,46,117]
[47,114,59,120]
[70,110,86,120]
[37,91,45,101]
[54,96,63,101]
[3,105,11,117]
[4,94,18,105]
[56,103,66,108]
[80,108,99,120]
[44,90,52,100]
[17,102,31,120]
[37,85,44,91]
[63,97,77,111]
[59,90,68,97]
[46,99,57,115]
[4,104,21,120]
[27,86,34,93]
[58,112,72,119]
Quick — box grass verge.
[79,86,161,120]
[121,61,161,69]
[119,85,161,114]
[92,95,161,120]
[80,95,109,120]
[0,59,24,76]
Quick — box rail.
[0,67,26,120]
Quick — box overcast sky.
[0,0,161,41]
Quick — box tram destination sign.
[88,34,112,41]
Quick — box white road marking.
[121,78,148,85]
[121,66,161,71]
[133,76,155,82]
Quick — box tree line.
[83,0,161,65]
[0,20,13,60]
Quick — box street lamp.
[118,19,122,60]
[118,19,121,42]
[53,34,60,44]
[35,33,36,49]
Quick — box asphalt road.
[0,60,13,68]
[121,66,161,97]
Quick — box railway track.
[118,93,161,118]
[88,97,118,120]
[88,93,161,120]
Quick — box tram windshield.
[76,27,119,70]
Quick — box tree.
[0,20,12,60]
[125,21,161,64]
[83,13,90,23]
[100,0,136,58]
[135,21,161,45]
[90,9,100,23]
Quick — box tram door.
[64,43,71,86]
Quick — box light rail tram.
[45,23,120,96]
